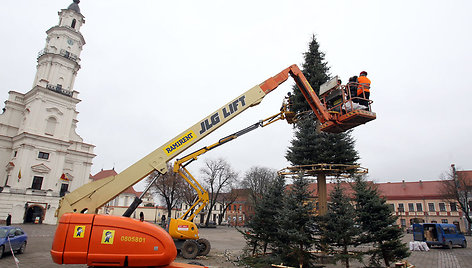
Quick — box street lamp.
[154,204,158,224]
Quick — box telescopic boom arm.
[172,107,290,222]
[55,65,335,219]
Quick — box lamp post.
[154,204,158,224]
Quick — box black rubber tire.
[197,238,211,256]
[181,240,199,259]
[461,240,467,248]
[17,242,26,254]
[0,245,4,259]
[188,261,205,266]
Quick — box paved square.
[0,224,470,268]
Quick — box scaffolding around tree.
[278,163,368,215]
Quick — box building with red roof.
[376,180,463,230]
[304,179,467,232]
[224,189,252,226]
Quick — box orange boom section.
[51,213,177,267]
[259,65,376,133]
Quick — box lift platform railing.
[318,82,376,133]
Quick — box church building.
[0,1,95,224]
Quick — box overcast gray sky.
[1,0,471,188]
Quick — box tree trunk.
[205,207,214,226]
[382,248,390,268]
[298,242,304,268]
[344,244,349,268]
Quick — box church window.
[60,183,69,197]
[71,19,76,29]
[38,151,50,160]
[32,176,44,190]
[13,151,17,157]
[45,116,57,135]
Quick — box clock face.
[67,39,74,45]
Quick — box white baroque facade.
[0,1,95,225]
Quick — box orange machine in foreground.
[51,213,204,267]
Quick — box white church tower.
[0,0,95,224]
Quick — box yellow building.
[377,180,463,231]
[308,179,466,232]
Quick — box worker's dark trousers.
[357,91,370,106]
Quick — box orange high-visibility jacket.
[357,76,371,96]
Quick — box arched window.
[45,117,57,135]
[71,19,76,29]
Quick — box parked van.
[413,223,467,249]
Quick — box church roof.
[67,0,81,14]
[90,168,117,180]
[90,168,138,196]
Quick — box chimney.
[402,180,406,189]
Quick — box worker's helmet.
[360,71,367,76]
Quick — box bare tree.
[241,166,277,206]
[440,164,472,231]
[180,179,198,221]
[147,162,184,218]
[200,158,238,226]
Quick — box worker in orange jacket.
[357,71,371,107]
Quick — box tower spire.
[32,1,85,95]
[67,0,81,14]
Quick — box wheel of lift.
[197,238,211,256]
[188,261,206,266]
[181,239,199,259]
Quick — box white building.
[0,1,95,225]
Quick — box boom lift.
[170,109,290,258]
[51,64,375,267]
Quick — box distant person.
[337,79,343,96]
[139,212,144,222]
[6,214,11,226]
[282,92,293,111]
[161,215,167,228]
[348,76,358,101]
[357,71,371,107]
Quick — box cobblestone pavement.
[323,234,472,268]
[0,224,471,268]
[401,242,472,268]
